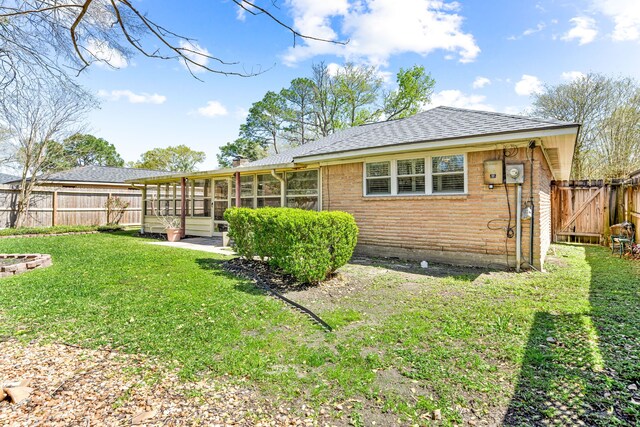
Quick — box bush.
[224,207,358,283]
[0,224,123,236]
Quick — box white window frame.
[364,161,393,196]
[363,153,467,197]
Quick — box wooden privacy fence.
[0,185,142,229]
[551,179,636,244]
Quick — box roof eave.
[125,163,296,184]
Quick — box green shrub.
[0,224,123,236]
[224,207,358,283]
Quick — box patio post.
[235,172,241,207]
[180,177,186,238]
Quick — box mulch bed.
[223,258,317,293]
[0,338,320,426]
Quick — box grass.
[0,233,638,425]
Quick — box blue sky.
[77,0,640,170]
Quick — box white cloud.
[523,22,546,36]
[178,40,211,73]
[503,106,523,115]
[562,16,598,45]
[282,0,480,66]
[86,39,128,68]
[592,0,640,41]
[196,101,229,118]
[561,71,586,81]
[235,107,249,120]
[472,76,491,89]
[515,75,543,96]
[97,90,166,104]
[429,90,495,111]
[325,62,393,83]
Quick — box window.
[231,175,256,208]
[158,183,174,216]
[397,158,425,194]
[432,155,464,194]
[144,184,158,215]
[286,170,319,210]
[257,174,281,208]
[365,161,391,195]
[192,180,211,217]
[364,154,466,196]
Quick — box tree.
[217,135,268,168]
[0,77,95,227]
[281,78,317,146]
[334,63,383,127]
[0,1,343,83]
[310,62,342,138]
[60,134,124,168]
[133,145,205,172]
[530,73,640,179]
[243,91,287,154]
[383,66,435,120]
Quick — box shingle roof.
[0,173,18,184]
[5,166,175,184]
[244,106,578,167]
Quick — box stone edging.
[0,231,99,239]
[0,254,53,278]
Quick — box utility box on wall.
[484,160,503,185]
[505,164,525,184]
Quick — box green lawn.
[0,232,638,425]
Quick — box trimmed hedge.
[224,207,358,283]
[0,224,123,237]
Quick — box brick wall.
[322,147,551,269]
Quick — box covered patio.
[132,166,320,238]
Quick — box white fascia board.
[125,163,296,184]
[294,127,579,164]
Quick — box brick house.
[130,107,579,270]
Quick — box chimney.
[232,156,249,168]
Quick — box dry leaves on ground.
[0,338,327,426]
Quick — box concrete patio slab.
[148,237,236,256]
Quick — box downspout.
[235,172,241,207]
[529,140,535,267]
[270,170,286,207]
[180,177,186,238]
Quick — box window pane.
[286,196,318,210]
[193,199,211,217]
[214,201,228,221]
[432,155,464,174]
[433,173,464,193]
[366,161,390,177]
[240,198,253,208]
[214,180,228,199]
[366,177,391,195]
[193,180,211,198]
[240,175,254,197]
[257,198,281,208]
[397,158,425,176]
[286,170,318,196]
[159,199,174,216]
[398,176,425,194]
[257,174,281,196]
[158,184,173,198]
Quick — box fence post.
[51,190,58,227]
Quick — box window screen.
[432,155,464,193]
[365,161,391,195]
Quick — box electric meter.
[505,164,525,184]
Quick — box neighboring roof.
[6,166,174,184]
[0,173,19,184]
[244,106,579,167]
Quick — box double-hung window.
[365,162,392,195]
[364,154,465,196]
[432,155,464,194]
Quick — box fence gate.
[551,181,608,244]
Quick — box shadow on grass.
[503,245,640,426]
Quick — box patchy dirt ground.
[0,338,329,426]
